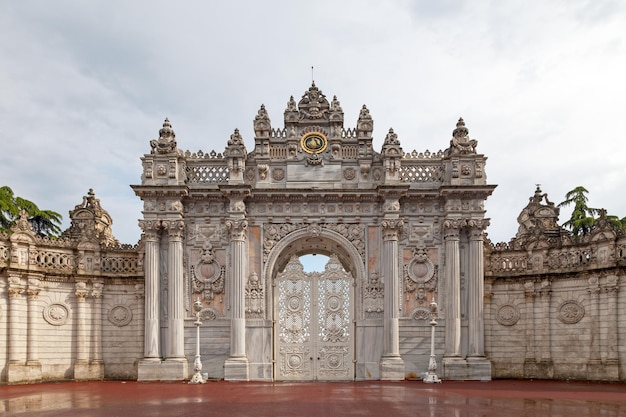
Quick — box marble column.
[443,224,461,358]
[587,277,601,363]
[6,276,27,384]
[224,218,250,381]
[91,282,104,375]
[537,279,553,378]
[164,219,186,360]
[75,283,88,363]
[380,218,405,380]
[605,275,619,379]
[7,276,25,366]
[140,220,161,360]
[523,281,536,376]
[467,225,485,357]
[26,278,41,366]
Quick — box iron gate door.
[274,255,354,381]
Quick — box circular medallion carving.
[287,354,303,369]
[327,296,341,312]
[272,168,285,181]
[406,258,435,284]
[558,301,585,324]
[288,296,301,312]
[326,354,341,369]
[108,305,133,327]
[343,167,356,180]
[43,303,70,326]
[496,304,520,326]
[300,132,328,154]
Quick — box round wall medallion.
[108,305,133,327]
[558,300,585,324]
[43,303,70,326]
[496,304,520,326]
[343,167,356,180]
[406,258,435,284]
[301,132,328,154]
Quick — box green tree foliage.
[0,186,62,237]
[558,186,625,236]
[557,186,599,236]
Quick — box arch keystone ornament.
[132,83,495,382]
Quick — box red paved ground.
[1,379,625,417]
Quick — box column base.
[224,357,249,381]
[74,360,105,381]
[137,358,189,381]
[7,361,42,384]
[380,356,405,380]
[443,356,492,380]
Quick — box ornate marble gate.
[274,255,354,381]
[134,82,495,382]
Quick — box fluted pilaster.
[139,220,161,359]
[163,219,185,359]
[443,223,461,357]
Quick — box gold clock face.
[301,132,328,154]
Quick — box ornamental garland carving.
[364,270,384,318]
[496,304,520,326]
[191,243,225,302]
[245,272,265,319]
[263,223,365,262]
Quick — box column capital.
[163,219,185,240]
[139,220,161,240]
[381,219,404,241]
[92,282,104,299]
[75,281,89,302]
[226,219,248,241]
[7,276,24,298]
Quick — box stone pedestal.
[74,361,105,381]
[224,357,249,381]
[7,362,42,384]
[138,358,189,381]
[380,356,405,380]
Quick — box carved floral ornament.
[496,304,520,326]
[557,300,585,324]
[43,302,71,326]
[108,305,133,327]
[191,242,224,303]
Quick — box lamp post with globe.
[188,298,206,384]
[423,296,441,383]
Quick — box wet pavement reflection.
[1,379,625,417]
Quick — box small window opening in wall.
[300,254,329,272]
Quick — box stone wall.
[0,193,144,384]
[484,187,626,381]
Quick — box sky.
[1,0,625,246]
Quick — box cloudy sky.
[1,0,625,245]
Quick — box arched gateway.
[133,83,495,382]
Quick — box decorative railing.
[186,163,229,184]
[400,162,444,183]
[32,249,75,272]
[101,252,140,274]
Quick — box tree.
[557,186,599,236]
[0,186,62,237]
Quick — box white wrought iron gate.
[274,254,354,381]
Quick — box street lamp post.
[188,298,206,384]
[423,296,441,383]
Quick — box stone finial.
[446,117,478,156]
[515,186,561,241]
[298,82,329,121]
[62,189,119,246]
[253,104,271,138]
[150,117,179,154]
[356,105,373,138]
